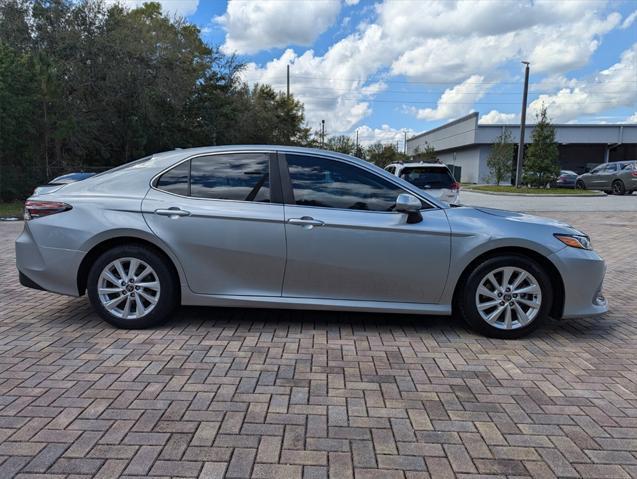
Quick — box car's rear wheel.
[88,245,178,329]
[612,180,626,195]
[575,180,586,190]
[459,255,552,339]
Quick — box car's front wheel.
[459,255,552,339]
[575,180,586,190]
[87,245,178,329]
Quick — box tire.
[612,180,626,195]
[575,180,586,190]
[87,245,178,329]
[458,255,553,339]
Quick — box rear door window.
[399,166,454,189]
[190,153,270,202]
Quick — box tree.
[486,128,514,185]
[0,0,313,200]
[325,135,355,155]
[522,106,560,187]
[366,143,408,167]
[412,142,437,162]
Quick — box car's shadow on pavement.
[158,304,620,342]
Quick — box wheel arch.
[77,236,183,299]
[452,246,565,320]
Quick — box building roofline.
[408,112,478,141]
[477,122,637,128]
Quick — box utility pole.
[355,129,359,151]
[321,120,325,148]
[403,130,407,155]
[286,64,290,99]
[515,61,530,187]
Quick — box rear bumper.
[549,246,608,319]
[15,223,83,296]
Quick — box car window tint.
[286,154,408,212]
[156,161,190,196]
[190,153,270,202]
[400,167,454,189]
[385,166,395,174]
[590,165,603,174]
[623,163,635,171]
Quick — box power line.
[281,74,637,85]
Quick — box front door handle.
[288,216,325,228]
[155,207,190,218]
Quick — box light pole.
[515,61,530,187]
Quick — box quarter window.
[156,161,189,196]
[286,154,412,212]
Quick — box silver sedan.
[15,146,607,338]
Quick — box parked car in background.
[385,162,460,204]
[33,172,96,195]
[16,146,607,339]
[552,170,578,188]
[576,161,637,195]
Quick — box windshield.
[400,166,454,189]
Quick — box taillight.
[632,171,637,177]
[450,182,461,190]
[24,200,72,220]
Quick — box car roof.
[388,162,449,168]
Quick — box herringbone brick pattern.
[0,212,636,478]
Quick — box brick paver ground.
[0,212,636,479]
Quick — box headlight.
[554,233,592,250]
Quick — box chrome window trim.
[148,148,439,211]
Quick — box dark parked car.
[552,170,578,188]
[576,161,637,195]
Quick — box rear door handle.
[288,216,325,228]
[155,208,190,218]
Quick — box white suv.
[385,162,460,204]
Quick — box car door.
[279,152,451,304]
[586,164,605,188]
[600,163,618,189]
[142,151,286,296]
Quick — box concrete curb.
[462,188,607,198]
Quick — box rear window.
[400,166,454,189]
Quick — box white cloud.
[408,75,489,121]
[108,0,199,16]
[379,0,620,80]
[354,124,415,147]
[627,112,637,123]
[216,1,341,55]
[621,10,637,29]
[480,110,519,124]
[241,24,394,133]
[345,0,360,5]
[528,43,637,123]
[238,0,631,132]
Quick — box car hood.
[445,205,585,256]
[473,207,575,230]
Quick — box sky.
[124,0,635,147]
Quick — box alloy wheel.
[475,266,542,330]
[97,257,160,319]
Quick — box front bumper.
[15,223,83,296]
[549,246,608,319]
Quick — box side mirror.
[395,193,422,224]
